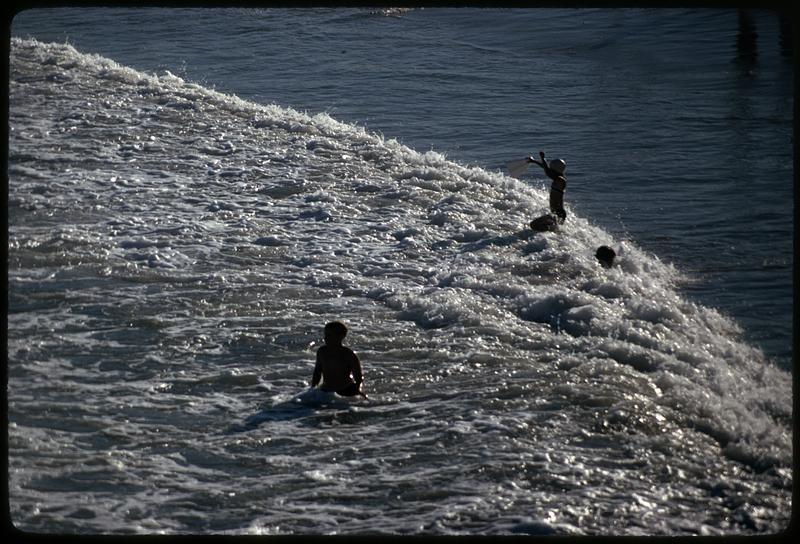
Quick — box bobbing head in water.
[595,245,616,268]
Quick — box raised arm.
[530,150,547,169]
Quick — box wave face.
[7,38,792,535]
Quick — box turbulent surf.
[8,38,792,535]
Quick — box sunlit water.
[7,8,793,536]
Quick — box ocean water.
[7,7,793,536]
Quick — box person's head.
[550,158,566,175]
[596,245,616,268]
[324,321,348,345]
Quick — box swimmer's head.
[550,158,566,175]
[324,321,348,343]
[595,245,616,268]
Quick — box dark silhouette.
[529,213,560,232]
[523,150,567,233]
[735,9,794,69]
[596,245,616,268]
[311,321,365,397]
[529,150,567,223]
[778,9,793,59]
[736,9,758,74]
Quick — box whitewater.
[7,37,792,535]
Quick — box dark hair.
[595,245,616,267]
[324,321,348,337]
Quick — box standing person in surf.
[510,150,567,232]
[528,150,567,224]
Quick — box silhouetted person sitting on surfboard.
[311,321,365,398]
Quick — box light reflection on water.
[7,9,794,535]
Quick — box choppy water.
[11,6,793,369]
[7,8,794,536]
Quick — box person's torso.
[550,176,566,208]
[319,346,355,390]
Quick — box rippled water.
[11,7,793,369]
[7,8,793,536]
